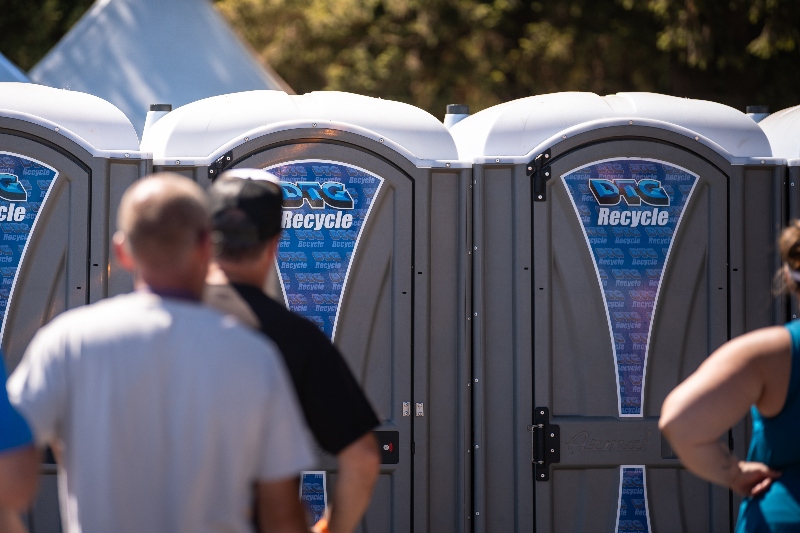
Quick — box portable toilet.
[759,105,800,224]
[450,92,781,532]
[0,82,149,531]
[141,90,471,532]
[760,104,800,319]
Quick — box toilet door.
[0,135,90,533]
[236,142,414,533]
[533,140,730,532]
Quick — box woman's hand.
[730,461,781,497]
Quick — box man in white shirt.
[7,173,315,533]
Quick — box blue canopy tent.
[30,0,292,137]
[0,53,29,83]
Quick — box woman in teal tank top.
[661,221,800,532]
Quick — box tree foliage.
[213,0,800,116]
[0,0,94,71]
[214,0,668,114]
[1,0,798,118]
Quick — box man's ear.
[268,234,280,256]
[113,231,136,272]
[262,234,281,266]
[196,229,213,265]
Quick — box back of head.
[117,173,210,272]
[209,169,283,262]
[780,220,800,295]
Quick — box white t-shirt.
[7,292,315,533]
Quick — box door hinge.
[207,150,233,180]
[526,149,552,202]
[528,406,560,481]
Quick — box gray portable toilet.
[760,104,800,320]
[450,92,781,532]
[0,82,148,531]
[141,90,471,532]
[760,105,800,228]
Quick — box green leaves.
[0,0,94,71]
[1,0,798,118]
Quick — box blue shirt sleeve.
[0,356,33,452]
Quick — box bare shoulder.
[736,326,793,415]
[713,326,790,366]
[679,325,791,401]
[737,325,790,347]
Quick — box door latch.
[527,406,560,481]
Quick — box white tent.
[0,53,29,83]
[30,0,293,138]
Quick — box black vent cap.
[149,104,172,112]
[446,104,469,114]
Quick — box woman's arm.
[659,326,791,496]
[0,446,38,510]
[0,506,29,533]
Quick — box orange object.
[311,516,330,533]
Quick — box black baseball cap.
[208,168,283,246]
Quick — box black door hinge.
[528,406,560,481]
[208,150,234,180]
[526,149,552,202]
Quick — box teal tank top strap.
[784,320,800,405]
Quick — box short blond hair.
[117,173,209,271]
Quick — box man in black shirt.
[204,169,380,533]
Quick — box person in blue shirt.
[660,221,800,532]
[0,353,38,531]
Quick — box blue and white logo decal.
[0,173,28,202]
[266,160,384,340]
[616,466,651,533]
[562,159,697,416]
[300,471,327,524]
[0,152,58,342]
